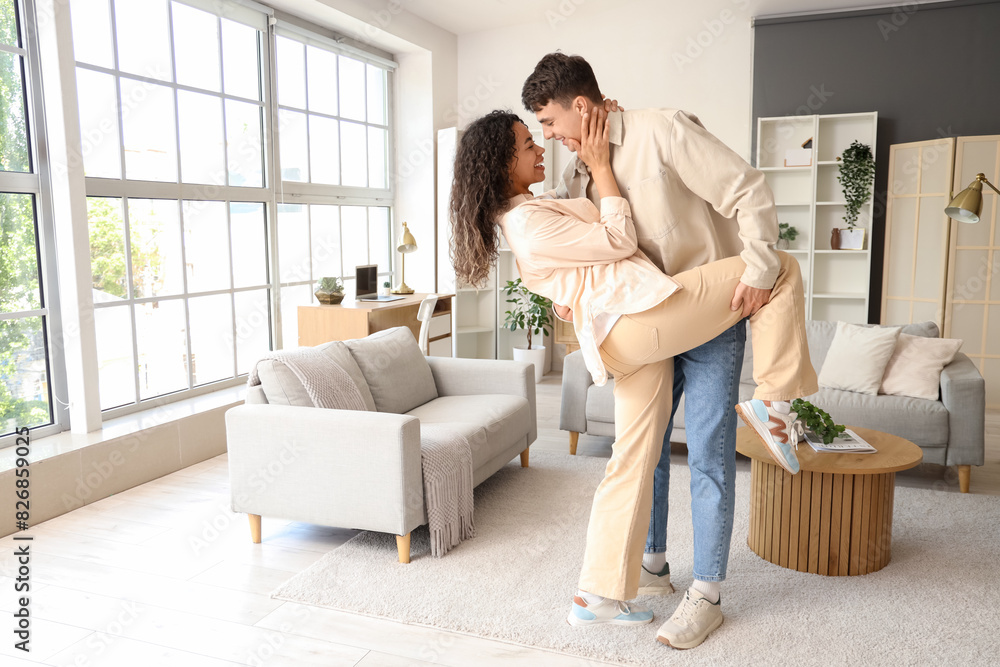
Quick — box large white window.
[71,0,273,413]
[272,25,394,345]
[0,0,61,440]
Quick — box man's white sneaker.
[638,563,675,596]
[656,587,723,649]
[567,596,654,626]
[735,399,803,474]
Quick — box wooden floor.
[1,373,997,666]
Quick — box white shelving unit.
[756,112,878,323]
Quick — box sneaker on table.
[656,587,723,649]
[638,563,675,596]
[735,399,804,474]
[567,596,654,626]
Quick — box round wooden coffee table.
[736,426,922,576]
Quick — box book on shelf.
[804,428,877,454]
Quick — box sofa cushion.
[406,394,530,470]
[346,327,438,414]
[255,341,376,411]
[818,322,901,395]
[880,334,963,400]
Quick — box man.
[522,53,780,649]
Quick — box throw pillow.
[879,333,963,400]
[817,321,902,395]
[255,341,377,411]
[346,326,439,414]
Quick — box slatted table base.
[747,459,895,576]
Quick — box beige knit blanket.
[249,349,475,557]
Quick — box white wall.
[454,0,757,175]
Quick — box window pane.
[188,293,233,385]
[279,284,310,348]
[278,109,308,182]
[172,2,220,92]
[178,91,224,186]
[338,56,365,122]
[306,46,337,115]
[87,197,128,299]
[70,0,114,68]
[340,121,367,187]
[310,204,340,279]
[225,99,263,188]
[76,68,121,179]
[0,0,17,47]
[121,79,177,182]
[366,65,386,125]
[0,193,40,311]
[0,52,30,173]
[368,127,387,189]
[0,316,52,434]
[95,305,135,409]
[135,299,188,399]
[231,202,267,288]
[222,19,260,100]
[129,198,183,298]
[309,115,339,185]
[234,289,270,375]
[341,205,368,274]
[277,204,309,283]
[114,0,172,81]
[276,36,305,109]
[182,200,229,293]
[368,206,390,277]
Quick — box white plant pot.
[512,345,546,384]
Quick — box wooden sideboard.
[298,293,454,352]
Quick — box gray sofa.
[561,320,984,492]
[227,327,537,562]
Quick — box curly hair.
[449,110,525,288]
[521,52,602,112]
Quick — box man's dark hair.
[521,52,602,112]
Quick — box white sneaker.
[656,587,723,649]
[638,563,675,596]
[567,596,654,626]
[735,399,804,474]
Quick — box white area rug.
[271,451,1000,666]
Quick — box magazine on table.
[804,428,877,454]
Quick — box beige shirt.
[499,194,681,386]
[557,108,780,289]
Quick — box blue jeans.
[644,320,746,582]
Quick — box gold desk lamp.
[945,173,999,223]
[392,221,417,294]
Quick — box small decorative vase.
[830,228,841,250]
[776,238,790,250]
[315,290,345,305]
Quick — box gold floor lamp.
[392,221,417,294]
[945,172,998,223]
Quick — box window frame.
[0,0,68,448]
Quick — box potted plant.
[314,276,345,305]
[835,141,875,249]
[379,280,391,297]
[777,222,798,250]
[502,278,553,383]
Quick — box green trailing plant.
[318,276,343,293]
[778,223,799,242]
[791,399,846,444]
[837,141,875,229]
[502,278,552,350]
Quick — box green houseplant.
[503,278,553,383]
[777,222,798,249]
[837,141,875,229]
[314,276,344,305]
[791,399,846,444]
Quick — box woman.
[449,109,818,630]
